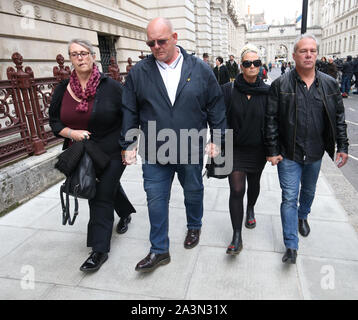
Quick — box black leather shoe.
[184,229,201,249]
[116,215,132,234]
[226,230,243,255]
[282,249,297,264]
[245,206,256,229]
[80,252,108,272]
[298,218,310,237]
[135,252,170,273]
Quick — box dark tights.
[228,170,263,230]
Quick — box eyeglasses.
[146,35,172,48]
[69,51,91,58]
[242,59,262,68]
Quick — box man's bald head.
[146,17,178,64]
[147,17,174,34]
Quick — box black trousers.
[87,159,134,253]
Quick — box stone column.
[195,0,212,58]
[221,15,229,60]
[210,0,223,59]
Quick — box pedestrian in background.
[326,57,338,80]
[214,56,230,85]
[341,55,354,98]
[226,54,239,82]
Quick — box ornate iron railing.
[0,53,127,167]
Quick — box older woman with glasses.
[222,44,270,255]
[49,39,135,272]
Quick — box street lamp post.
[301,0,308,34]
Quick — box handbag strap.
[226,80,235,116]
[60,179,79,226]
[203,81,234,178]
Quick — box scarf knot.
[234,73,269,96]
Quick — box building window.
[98,35,117,74]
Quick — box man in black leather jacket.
[264,34,349,264]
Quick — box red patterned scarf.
[70,64,101,112]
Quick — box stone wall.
[0,0,245,79]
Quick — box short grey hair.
[293,34,319,53]
[68,39,96,55]
[240,44,260,62]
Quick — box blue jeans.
[142,162,204,254]
[277,158,322,250]
[341,75,352,94]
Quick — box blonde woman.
[222,44,269,255]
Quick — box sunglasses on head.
[146,35,172,48]
[242,59,262,68]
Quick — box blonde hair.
[240,44,260,62]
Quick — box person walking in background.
[341,55,354,98]
[326,57,338,80]
[226,54,239,82]
[281,62,286,75]
[203,52,213,68]
[264,34,349,265]
[120,17,226,273]
[214,56,230,85]
[49,39,135,273]
[352,55,358,94]
[222,44,269,255]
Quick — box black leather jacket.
[264,69,349,161]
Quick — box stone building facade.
[245,23,322,64]
[0,0,246,80]
[314,0,358,58]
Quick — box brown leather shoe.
[135,252,170,273]
[184,229,201,249]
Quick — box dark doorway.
[98,35,117,73]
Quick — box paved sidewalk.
[1,155,358,300]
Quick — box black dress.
[223,77,269,173]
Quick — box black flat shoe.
[245,205,256,229]
[298,218,310,237]
[135,252,170,273]
[226,230,243,255]
[282,249,297,264]
[116,215,132,234]
[80,252,108,272]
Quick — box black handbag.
[60,152,96,225]
[205,146,232,179]
[205,82,234,179]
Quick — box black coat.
[213,64,230,85]
[264,69,349,161]
[49,73,135,217]
[120,46,227,163]
[49,74,123,159]
[226,61,239,79]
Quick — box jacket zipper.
[293,80,298,159]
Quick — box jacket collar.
[143,46,195,107]
[293,68,319,87]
